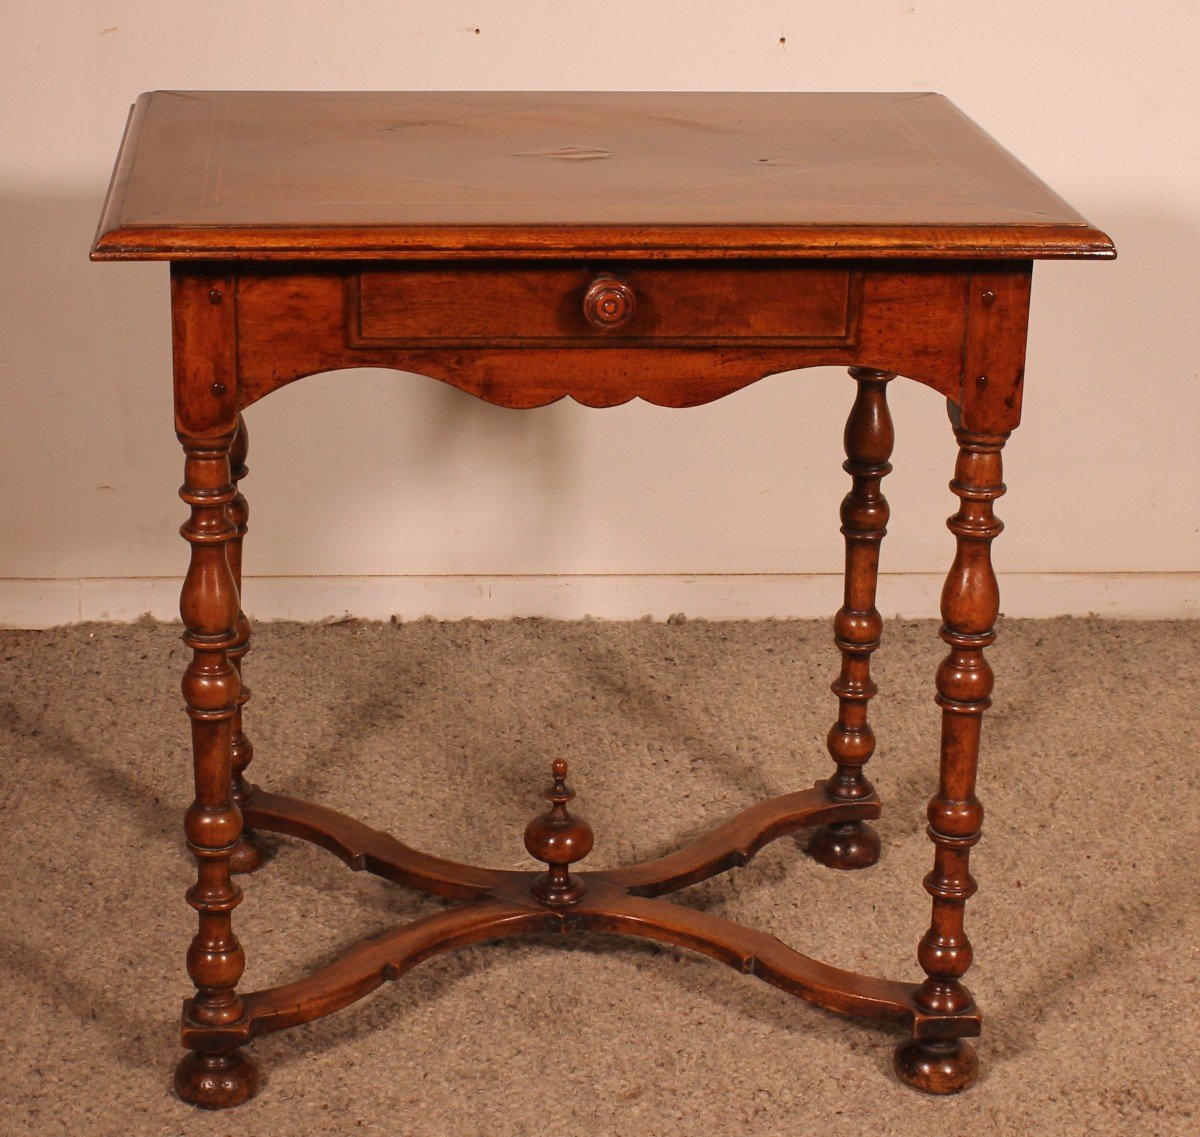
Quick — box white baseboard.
[0,573,1196,628]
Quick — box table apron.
[169,260,1032,429]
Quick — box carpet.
[1,617,1196,1136]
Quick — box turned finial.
[524,759,594,906]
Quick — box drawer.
[347,263,860,348]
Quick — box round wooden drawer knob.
[583,275,636,329]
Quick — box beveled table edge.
[90,221,1116,261]
[89,93,1116,263]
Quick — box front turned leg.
[809,367,895,869]
[226,414,265,874]
[174,429,257,1109]
[894,416,1007,1094]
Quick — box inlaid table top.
[91,90,1113,261]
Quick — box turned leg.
[809,367,894,869]
[894,412,1006,1094]
[174,429,258,1108]
[227,414,265,874]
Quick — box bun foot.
[229,830,268,874]
[806,820,881,870]
[174,1049,258,1109]
[893,1038,978,1095]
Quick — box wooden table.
[92,91,1113,1109]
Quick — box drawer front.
[349,263,860,347]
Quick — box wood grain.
[595,783,878,896]
[244,790,510,901]
[233,263,975,411]
[893,411,1008,1095]
[103,89,1115,1107]
[808,368,895,869]
[352,263,857,345]
[92,91,1113,261]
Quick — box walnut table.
[91,91,1113,1108]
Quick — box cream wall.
[1,3,1197,624]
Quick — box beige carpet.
[1,617,1197,1136]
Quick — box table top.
[91,91,1113,262]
